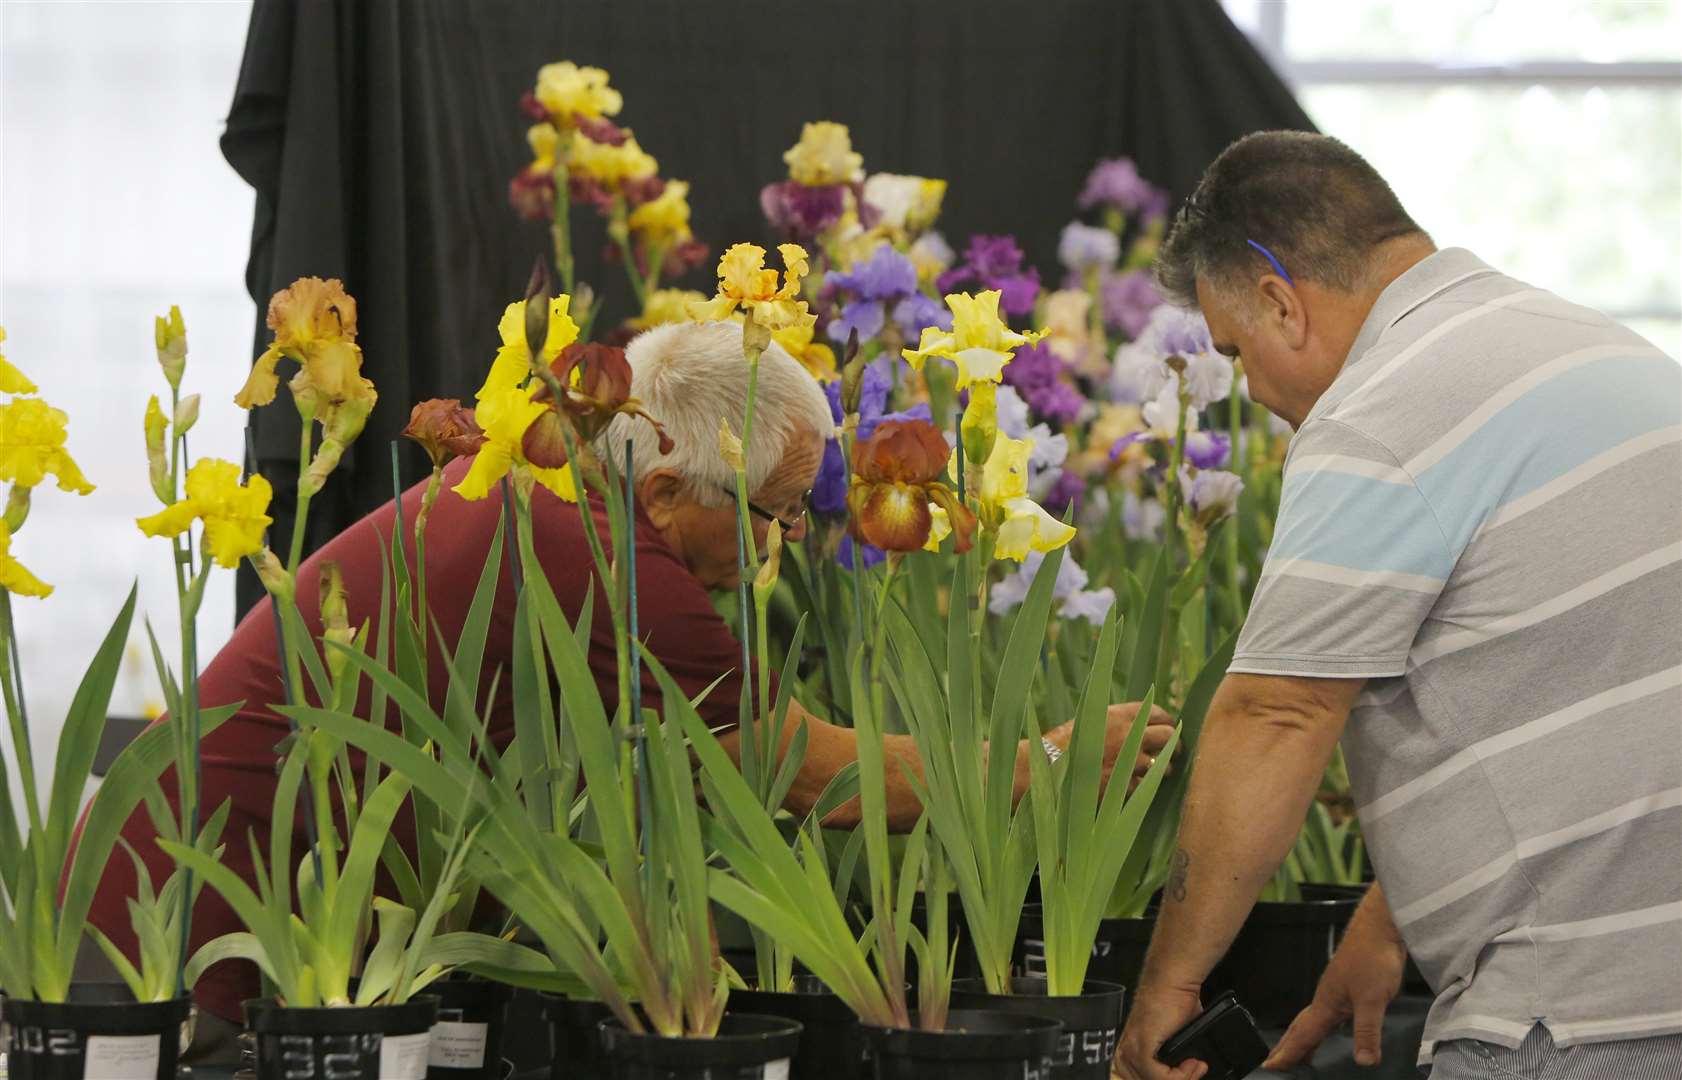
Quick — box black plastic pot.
[597,1012,803,1080]
[426,976,514,1078]
[245,995,439,1080]
[860,1009,1062,1080]
[541,994,614,1080]
[1203,884,1361,1027]
[1013,904,1156,1004]
[951,977,1124,1079]
[0,985,190,1080]
[730,975,865,1079]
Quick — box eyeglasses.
[1246,239,1295,286]
[716,485,811,531]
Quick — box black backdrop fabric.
[222,0,1313,614]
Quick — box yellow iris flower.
[452,386,577,504]
[902,290,1044,389]
[772,322,838,382]
[0,396,94,495]
[568,131,658,188]
[782,121,863,186]
[234,280,378,490]
[627,180,693,245]
[0,520,51,597]
[136,459,274,569]
[478,296,581,400]
[630,289,707,331]
[688,243,813,333]
[973,435,1076,561]
[0,328,38,395]
[533,62,623,126]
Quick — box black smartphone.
[1155,990,1269,1079]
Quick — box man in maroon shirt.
[83,321,1173,1038]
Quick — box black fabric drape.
[224,0,1313,615]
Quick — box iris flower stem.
[1156,392,1190,700]
[0,587,44,880]
[1225,386,1244,622]
[611,198,647,309]
[550,136,576,297]
[172,553,211,997]
[287,420,314,574]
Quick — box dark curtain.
[224,0,1314,614]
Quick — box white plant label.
[762,1060,790,1080]
[376,1032,430,1079]
[427,1021,489,1070]
[83,1034,160,1080]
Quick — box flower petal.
[857,482,933,552]
[234,344,283,409]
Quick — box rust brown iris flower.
[847,419,976,554]
[401,399,485,468]
[521,342,674,470]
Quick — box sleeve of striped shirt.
[1231,420,1458,678]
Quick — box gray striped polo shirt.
[1230,248,1682,1061]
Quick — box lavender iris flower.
[988,549,1115,626]
[1182,430,1231,470]
[1058,222,1120,274]
[1078,157,1170,219]
[827,245,935,345]
[892,293,953,338]
[1100,269,1163,338]
[936,234,1043,319]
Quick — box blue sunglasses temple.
[1246,239,1295,286]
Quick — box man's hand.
[1264,886,1407,1070]
[1044,702,1175,794]
[1113,985,1207,1079]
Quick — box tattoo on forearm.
[1168,847,1190,902]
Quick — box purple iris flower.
[827,245,927,345]
[837,534,886,571]
[1183,430,1231,470]
[811,363,904,519]
[893,292,953,338]
[1101,269,1163,338]
[1078,158,1170,218]
[936,234,1043,318]
[830,244,918,299]
[1042,468,1086,518]
[761,180,847,239]
[1000,341,1082,424]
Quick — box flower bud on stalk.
[145,395,172,504]
[154,305,187,391]
[523,259,551,368]
[3,486,31,533]
[961,382,999,467]
[740,317,773,364]
[174,394,201,437]
[752,520,783,606]
[718,419,745,472]
[319,560,353,686]
[251,547,293,604]
[839,329,865,417]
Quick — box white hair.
[598,320,835,507]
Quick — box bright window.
[1223,0,1682,358]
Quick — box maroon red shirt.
[81,456,763,1021]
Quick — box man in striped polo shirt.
[1115,131,1681,1080]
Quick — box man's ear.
[1258,276,1309,350]
[639,468,686,529]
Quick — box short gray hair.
[1156,131,1427,308]
[597,320,835,506]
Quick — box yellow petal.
[980,434,1033,503]
[775,244,810,299]
[687,295,741,323]
[0,523,50,597]
[994,497,1077,561]
[234,344,284,409]
[135,498,200,540]
[745,298,813,334]
[48,448,95,495]
[0,341,37,395]
[924,505,951,552]
[952,347,1012,388]
[452,442,512,501]
[901,327,955,371]
[478,342,532,401]
[528,463,578,503]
